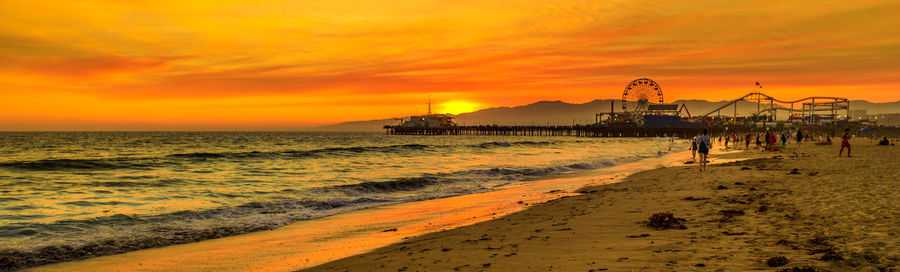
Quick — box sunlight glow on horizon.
[438,100,481,115]
[1,0,899,130]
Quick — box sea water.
[0,132,681,263]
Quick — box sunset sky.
[1,0,899,130]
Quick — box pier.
[385,125,706,138]
[386,84,856,139]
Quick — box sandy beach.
[305,140,899,271]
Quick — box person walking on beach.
[697,129,712,171]
[745,133,751,149]
[690,136,699,161]
[780,132,787,148]
[839,128,852,157]
[768,132,777,148]
[796,129,803,145]
[755,133,762,149]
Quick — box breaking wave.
[0,158,159,171]
[0,144,440,172]
[0,142,561,172]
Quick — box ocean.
[0,132,681,267]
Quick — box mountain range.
[313,99,900,131]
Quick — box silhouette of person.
[839,129,852,157]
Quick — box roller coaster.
[694,92,850,124]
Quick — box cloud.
[0,55,171,78]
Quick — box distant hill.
[313,119,401,132]
[313,99,900,132]
[454,99,618,126]
[848,100,900,114]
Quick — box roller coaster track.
[694,92,849,122]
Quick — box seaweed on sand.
[646,212,686,230]
[820,250,844,261]
[775,239,794,246]
[766,256,790,267]
[777,266,817,272]
[719,210,745,217]
[805,236,836,254]
[718,209,745,222]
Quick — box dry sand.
[305,141,899,271]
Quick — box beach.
[305,140,899,271]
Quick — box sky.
[1,0,899,130]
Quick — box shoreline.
[22,146,702,271]
[304,141,898,271]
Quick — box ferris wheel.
[622,78,664,116]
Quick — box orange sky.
[2,0,899,130]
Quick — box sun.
[438,100,481,115]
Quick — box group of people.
[689,127,879,170]
[713,129,805,151]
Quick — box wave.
[0,144,434,172]
[163,144,431,160]
[0,196,390,239]
[464,161,619,177]
[474,140,554,148]
[0,158,158,171]
[0,142,564,172]
[167,144,435,160]
[327,177,446,193]
[311,158,620,195]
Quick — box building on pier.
[398,114,455,128]
[387,97,457,130]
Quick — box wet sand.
[24,150,700,272]
[305,141,899,271]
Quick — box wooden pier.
[385,125,710,138]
